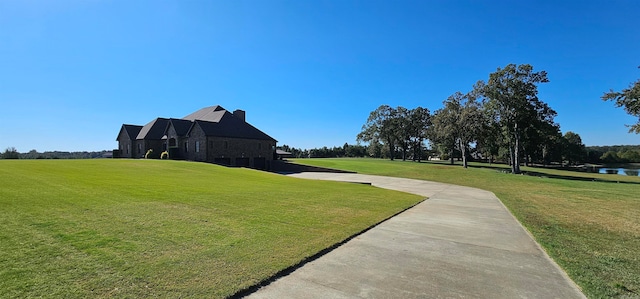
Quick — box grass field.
[292,158,640,298]
[0,159,422,298]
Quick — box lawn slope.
[293,158,640,299]
[0,159,422,298]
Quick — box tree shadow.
[465,163,640,185]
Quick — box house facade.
[115,106,277,169]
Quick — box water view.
[599,168,640,176]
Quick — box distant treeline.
[586,145,640,163]
[279,144,369,158]
[279,143,640,165]
[1,147,111,159]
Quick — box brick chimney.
[233,109,246,122]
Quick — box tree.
[358,105,400,160]
[429,92,483,168]
[482,64,551,174]
[458,93,485,168]
[430,93,462,165]
[394,106,412,161]
[602,67,640,133]
[2,147,20,159]
[562,131,586,166]
[408,107,431,162]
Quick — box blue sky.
[1,0,639,152]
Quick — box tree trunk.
[513,129,522,174]
[460,140,468,168]
[450,143,455,165]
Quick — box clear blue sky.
[1,0,639,152]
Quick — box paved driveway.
[245,172,585,298]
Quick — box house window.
[138,143,142,154]
[258,143,262,150]
[127,144,130,154]
[169,138,177,147]
[195,141,200,153]
[224,141,228,149]
[185,142,188,152]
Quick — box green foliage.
[0,160,421,298]
[358,105,431,161]
[160,151,169,160]
[1,147,19,159]
[294,158,640,298]
[430,91,484,168]
[587,145,640,163]
[482,64,555,174]
[562,131,586,165]
[602,68,640,133]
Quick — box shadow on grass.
[465,164,640,185]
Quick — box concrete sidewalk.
[246,172,585,299]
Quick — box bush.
[145,149,158,159]
[160,151,169,160]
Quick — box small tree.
[2,147,20,159]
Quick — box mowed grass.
[293,158,640,299]
[0,159,422,298]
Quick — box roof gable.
[137,118,170,140]
[116,124,143,141]
[182,105,226,123]
[165,118,193,137]
[192,111,276,141]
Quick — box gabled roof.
[182,105,226,123]
[192,111,276,141]
[116,124,143,141]
[165,118,193,137]
[137,118,170,140]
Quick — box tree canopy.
[602,67,640,133]
[354,63,590,172]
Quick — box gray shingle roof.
[182,105,226,122]
[117,124,143,141]
[123,106,275,142]
[192,111,276,141]
[137,118,170,140]
[166,118,193,137]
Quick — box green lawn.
[0,159,422,298]
[292,158,640,298]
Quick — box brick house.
[115,106,277,169]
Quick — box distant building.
[115,106,277,169]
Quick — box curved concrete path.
[246,173,585,299]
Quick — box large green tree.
[430,93,462,165]
[358,105,400,160]
[407,107,431,162]
[482,64,551,174]
[430,92,484,168]
[602,68,640,133]
[562,131,586,166]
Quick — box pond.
[598,168,640,176]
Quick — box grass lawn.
[292,158,640,298]
[0,159,422,298]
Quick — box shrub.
[160,151,169,160]
[145,149,156,159]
